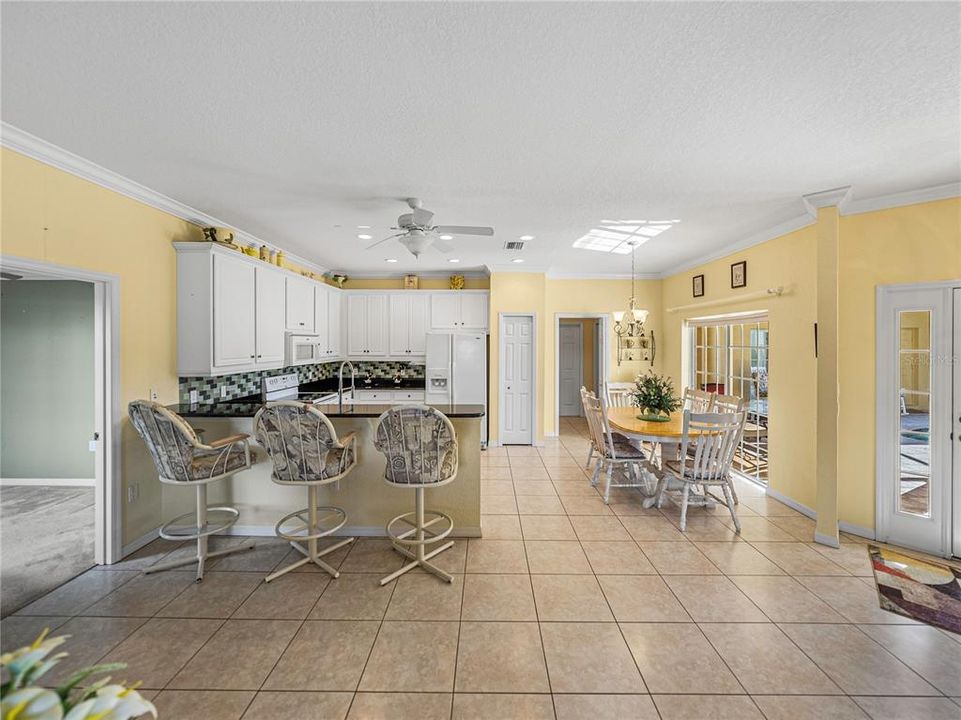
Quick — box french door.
[876,284,958,557]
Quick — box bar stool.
[373,405,458,586]
[253,401,358,582]
[128,401,255,581]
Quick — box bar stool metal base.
[380,487,454,586]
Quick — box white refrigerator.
[425,331,488,444]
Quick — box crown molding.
[841,181,960,216]
[0,122,328,275]
[802,185,853,215]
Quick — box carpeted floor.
[0,485,95,616]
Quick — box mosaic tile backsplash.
[179,361,425,404]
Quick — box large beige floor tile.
[480,514,522,539]
[728,576,845,622]
[525,540,592,574]
[461,574,537,621]
[620,623,741,694]
[37,616,146,686]
[806,542,874,576]
[264,620,380,691]
[169,618,300,690]
[152,690,253,720]
[309,574,394,620]
[99,617,223,688]
[410,539,467,575]
[338,538,404,574]
[521,514,577,540]
[480,479,515,496]
[14,569,138,617]
[652,695,763,719]
[740,496,803,517]
[531,574,614,621]
[797,576,917,623]
[853,696,961,720]
[159,571,263,618]
[99,538,182,572]
[242,691,352,720]
[636,541,721,574]
[569,515,631,541]
[553,694,657,720]
[348,692,452,719]
[233,573,329,619]
[716,516,797,541]
[210,539,291,573]
[859,624,961,695]
[581,541,655,574]
[0,616,69,652]
[455,622,549,693]
[540,622,645,693]
[516,495,566,515]
[664,575,767,622]
[359,620,459,692]
[466,539,529,573]
[513,480,558,496]
[752,542,849,575]
[385,573,463,621]
[480,465,513,479]
[559,495,614,516]
[694,541,785,575]
[80,571,196,617]
[552,480,600,497]
[778,623,937,695]
[676,517,742,542]
[452,693,554,720]
[598,575,690,622]
[482,494,519,514]
[752,695,869,720]
[700,623,841,695]
[767,515,817,541]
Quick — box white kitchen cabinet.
[353,388,426,404]
[285,276,315,332]
[347,294,388,356]
[389,293,429,356]
[327,289,342,357]
[255,267,286,365]
[430,292,489,330]
[213,252,256,368]
[314,284,344,359]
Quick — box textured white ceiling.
[2,2,958,276]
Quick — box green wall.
[1,280,95,478]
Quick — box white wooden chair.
[682,387,715,413]
[254,402,358,582]
[712,393,745,414]
[662,410,745,532]
[583,389,655,504]
[583,382,634,468]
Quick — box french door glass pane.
[897,310,931,517]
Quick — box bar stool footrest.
[275,506,348,543]
[159,506,239,541]
[385,509,453,546]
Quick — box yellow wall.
[0,148,202,545]
[836,197,961,530]
[662,226,819,509]
[345,276,489,290]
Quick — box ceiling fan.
[365,198,494,257]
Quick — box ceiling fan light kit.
[365,197,494,258]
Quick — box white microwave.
[285,333,321,366]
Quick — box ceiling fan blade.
[412,207,434,227]
[365,233,404,250]
[433,225,494,236]
[431,238,453,253]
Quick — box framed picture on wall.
[692,274,704,298]
[731,261,747,289]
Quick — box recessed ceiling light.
[511,258,525,263]
[385,258,398,263]
[439,234,454,240]
[448,258,460,263]
[357,225,371,229]
[519,235,534,241]
[358,234,373,240]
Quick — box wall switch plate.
[189,389,199,404]
[220,385,228,399]
[149,388,159,402]
[89,440,97,452]
[127,485,138,503]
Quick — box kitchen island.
[166,401,485,538]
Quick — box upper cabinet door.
[255,266,286,366]
[408,294,430,354]
[314,283,329,350]
[213,253,256,368]
[327,290,342,357]
[389,294,411,356]
[431,293,460,329]
[461,293,489,330]
[366,295,389,356]
[347,294,368,355]
[285,277,315,332]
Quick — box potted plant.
[631,370,681,422]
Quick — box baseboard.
[764,487,816,519]
[814,531,841,549]
[225,525,484,539]
[120,527,160,559]
[764,487,877,543]
[838,520,876,541]
[0,477,96,487]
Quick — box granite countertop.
[169,402,485,419]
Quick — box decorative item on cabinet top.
[203,226,242,251]
[449,274,465,290]
[326,272,349,288]
[404,274,419,289]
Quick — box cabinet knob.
[250,355,255,359]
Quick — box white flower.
[0,687,63,720]
[62,685,156,720]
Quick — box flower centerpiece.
[631,371,681,422]
[0,630,156,720]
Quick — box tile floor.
[3,416,961,719]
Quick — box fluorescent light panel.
[573,219,679,253]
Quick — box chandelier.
[612,242,655,366]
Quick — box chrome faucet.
[338,360,356,412]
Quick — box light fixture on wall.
[612,241,655,367]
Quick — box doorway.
[499,313,535,445]
[558,321,584,416]
[553,314,608,435]
[876,282,959,558]
[0,256,119,614]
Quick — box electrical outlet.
[189,389,199,404]
[220,385,228,399]
[89,440,97,452]
[149,388,159,402]
[127,484,139,503]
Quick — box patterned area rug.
[869,545,961,634]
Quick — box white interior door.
[501,315,534,445]
[953,288,961,558]
[559,323,583,416]
[877,285,954,556]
